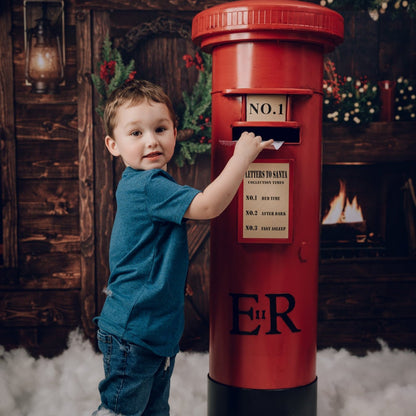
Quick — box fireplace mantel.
[323,121,416,165]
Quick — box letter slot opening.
[232,126,300,143]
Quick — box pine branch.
[90,37,136,119]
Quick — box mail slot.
[232,125,301,143]
[192,1,343,415]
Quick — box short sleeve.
[145,170,200,224]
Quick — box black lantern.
[24,1,65,94]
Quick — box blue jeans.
[93,329,175,416]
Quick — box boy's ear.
[105,136,120,157]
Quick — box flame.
[322,180,364,225]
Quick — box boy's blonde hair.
[104,79,177,137]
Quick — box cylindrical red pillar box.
[192,2,343,415]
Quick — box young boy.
[93,79,273,416]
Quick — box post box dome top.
[192,0,344,52]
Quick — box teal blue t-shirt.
[96,167,200,357]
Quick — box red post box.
[192,1,343,415]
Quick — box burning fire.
[322,180,364,225]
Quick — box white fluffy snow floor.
[1,330,415,416]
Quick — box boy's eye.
[131,130,142,137]
[156,127,167,133]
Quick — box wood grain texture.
[0,290,80,327]
[1,0,416,356]
[74,0,234,11]
[76,9,97,339]
[0,0,18,269]
[92,10,114,316]
[318,318,416,353]
[323,122,416,164]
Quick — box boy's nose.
[145,132,158,147]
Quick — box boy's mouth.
[144,152,162,159]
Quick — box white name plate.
[246,95,287,122]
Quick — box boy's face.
[105,99,177,171]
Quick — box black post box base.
[208,376,317,416]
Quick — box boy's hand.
[233,131,275,166]
[184,131,274,220]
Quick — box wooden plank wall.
[0,0,18,272]
[0,0,415,356]
[0,0,221,356]
[0,1,81,356]
[318,259,416,353]
[93,7,210,350]
[327,10,416,80]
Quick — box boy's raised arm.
[184,132,274,220]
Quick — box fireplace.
[321,162,416,259]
